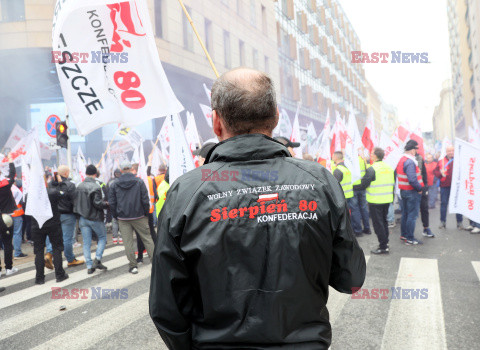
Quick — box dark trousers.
[440,187,463,223]
[137,213,157,259]
[369,203,390,250]
[23,215,32,241]
[32,224,66,280]
[0,219,13,271]
[420,193,429,228]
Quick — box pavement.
[0,203,479,349]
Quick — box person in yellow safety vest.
[332,151,355,213]
[155,168,170,218]
[349,156,372,237]
[353,147,394,255]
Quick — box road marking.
[0,269,150,341]
[0,255,140,311]
[380,258,447,350]
[327,255,370,325]
[1,246,125,288]
[32,292,150,350]
[472,261,480,282]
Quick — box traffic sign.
[46,115,61,138]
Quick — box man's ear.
[273,108,280,129]
[213,110,224,140]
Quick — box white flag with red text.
[290,106,303,159]
[199,104,213,128]
[169,115,195,184]
[362,112,377,154]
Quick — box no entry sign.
[46,115,61,138]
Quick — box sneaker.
[87,268,96,274]
[422,228,435,238]
[471,227,480,234]
[129,267,138,274]
[56,273,69,283]
[14,253,28,260]
[119,238,123,244]
[388,222,396,228]
[362,229,372,235]
[371,247,389,254]
[400,235,407,241]
[439,222,446,229]
[355,232,364,237]
[112,238,118,245]
[405,238,423,245]
[28,240,34,246]
[92,259,108,270]
[67,259,85,267]
[6,267,19,276]
[136,257,143,264]
[35,278,45,285]
[465,225,474,231]
[457,223,465,230]
[73,242,82,248]
[44,253,54,270]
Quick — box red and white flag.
[362,112,377,154]
[169,114,195,184]
[199,104,213,128]
[3,124,27,150]
[317,110,331,170]
[203,83,212,103]
[290,105,303,159]
[184,111,201,152]
[257,193,279,202]
[410,126,425,158]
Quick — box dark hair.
[333,151,343,160]
[373,147,384,161]
[211,69,277,135]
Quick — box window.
[154,0,165,39]
[221,0,229,7]
[205,19,213,56]
[239,40,246,66]
[237,0,243,16]
[252,48,259,70]
[264,56,270,74]
[182,6,194,51]
[250,0,256,27]
[0,0,25,22]
[224,31,231,68]
[261,5,267,35]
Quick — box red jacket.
[425,161,437,187]
[433,157,454,187]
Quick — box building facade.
[274,0,367,128]
[432,79,455,142]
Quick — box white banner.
[169,115,195,184]
[449,139,480,223]
[3,124,28,150]
[199,104,213,128]
[52,0,183,136]
[185,111,201,151]
[273,108,293,138]
[290,105,303,159]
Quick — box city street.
[0,209,479,350]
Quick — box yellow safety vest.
[155,180,170,217]
[366,161,395,204]
[353,156,368,186]
[336,164,354,199]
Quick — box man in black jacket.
[74,165,108,274]
[108,161,154,274]
[0,154,19,277]
[149,68,366,349]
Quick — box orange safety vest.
[12,203,24,217]
[147,176,156,214]
[396,156,424,191]
[155,174,165,186]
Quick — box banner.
[120,127,143,148]
[199,104,213,128]
[290,106,303,159]
[169,115,195,184]
[273,108,293,138]
[203,83,212,103]
[2,124,28,150]
[345,111,362,182]
[110,139,134,156]
[184,111,201,151]
[362,112,376,154]
[21,156,31,202]
[52,0,183,136]
[449,139,480,223]
[158,116,173,159]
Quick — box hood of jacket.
[116,173,139,189]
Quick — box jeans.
[369,203,390,249]
[60,214,77,263]
[400,190,421,240]
[428,184,438,208]
[79,217,107,269]
[12,216,24,256]
[440,187,463,224]
[387,203,394,223]
[349,190,370,233]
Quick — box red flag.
[362,113,376,153]
[410,128,425,158]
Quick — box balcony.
[469,52,473,69]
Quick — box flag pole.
[177,0,219,78]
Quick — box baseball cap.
[404,140,419,151]
[275,136,300,148]
[192,142,217,158]
[120,160,132,170]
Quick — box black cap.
[192,142,217,158]
[275,136,300,148]
[86,164,97,176]
[404,139,419,151]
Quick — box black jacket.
[73,177,107,222]
[149,134,366,350]
[0,163,17,214]
[51,176,76,214]
[108,173,149,220]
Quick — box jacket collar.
[204,134,291,164]
[84,177,96,183]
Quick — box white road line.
[32,292,150,350]
[380,258,447,350]
[472,261,480,282]
[1,245,126,288]
[327,255,370,325]
[0,255,139,311]
[0,268,151,341]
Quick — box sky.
[338,0,452,132]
